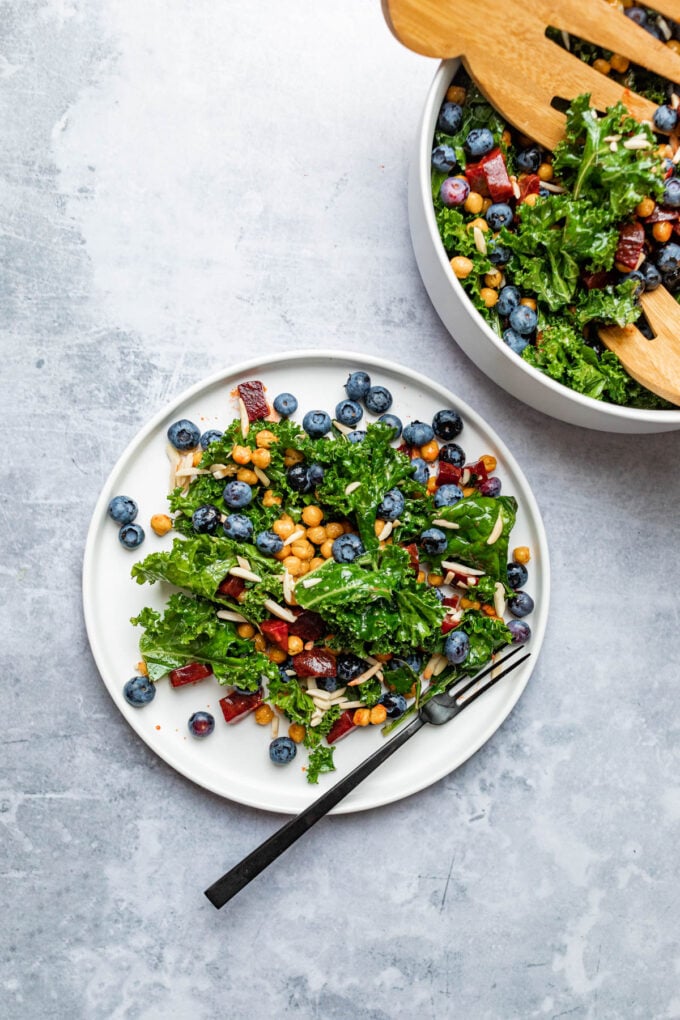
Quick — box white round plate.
[83,350,550,814]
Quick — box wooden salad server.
[382,0,680,404]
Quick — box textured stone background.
[2,2,679,1018]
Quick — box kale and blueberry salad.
[432,5,680,409]
[113,372,534,784]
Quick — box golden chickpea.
[480,287,499,308]
[320,539,335,559]
[501,129,512,146]
[267,647,288,664]
[593,58,611,76]
[450,256,474,279]
[654,221,673,244]
[288,723,306,743]
[520,297,537,310]
[291,539,314,561]
[481,454,497,473]
[353,708,371,727]
[325,522,344,540]
[306,525,327,545]
[446,84,466,104]
[537,162,554,182]
[283,448,304,466]
[273,547,288,561]
[369,704,388,725]
[283,555,304,576]
[513,545,531,564]
[251,447,271,469]
[255,429,278,448]
[417,570,426,584]
[523,193,539,208]
[232,445,251,465]
[462,486,476,497]
[308,557,325,572]
[262,489,282,507]
[192,450,203,467]
[481,197,493,212]
[301,505,324,527]
[288,636,304,656]
[273,518,296,539]
[150,513,173,536]
[136,660,148,677]
[610,53,630,73]
[426,476,437,494]
[484,269,503,288]
[667,39,680,55]
[419,439,440,462]
[467,216,489,233]
[236,468,258,485]
[237,622,255,639]
[374,518,386,537]
[253,634,266,652]
[464,191,484,215]
[428,574,444,587]
[254,704,275,725]
[636,197,655,218]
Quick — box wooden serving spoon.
[382,0,680,404]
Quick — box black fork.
[204,647,530,909]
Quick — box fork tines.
[446,646,531,710]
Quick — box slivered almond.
[473,226,487,255]
[658,15,672,40]
[282,571,295,604]
[377,521,393,541]
[335,700,364,710]
[623,135,652,150]
[238,397,250,438]
[441,560,485,576]
[494,582,506,618]
[253,466,270,486]
[432,655,448,677]
[262,598,297,623]
[672,92,680,110]
[216,609,249,623]
[560,29,570,50]
[236,555,251,571]
[283,528,306,547]
[461,468,471,485]
[271,715,279,739]
[486,512,504,546]
[609,141,619,153]
[344,481,361,495]
[432,518,460,529]
[444,571,454,585]
[423,653,441,680]
[347,662,383,687]
[211,468,231,480]
[538,181,567,193]
[174,468,211,478]
[229,567,261,582]
[333,419,352,435]
[301,576,323,588]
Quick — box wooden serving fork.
[382,0,680,405]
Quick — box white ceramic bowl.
[409,59,680,434]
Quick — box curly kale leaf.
[306,746,336,784]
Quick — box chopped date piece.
[217,576,246,600]
[219,688,263,723]
[644,206,679,224]
[582,269,617,290]
[326,710,357,744]
[261,618,289,652]
[518,173,541,201]
[289,610,327,642]
[464,158,489,197]
[615,222,645,272]
[441,617,460,634]
[291,648,336,677]
[168,662,212,687]
[436,461,463,486]
[237,380,270,421]
[403,542,420,574]
[442,594,461,609]
[468,459,489,483]
[465,149,514,203]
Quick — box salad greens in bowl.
[409,12,680,432]
[82,352,549,814]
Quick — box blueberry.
[654,104,679,133]
[656,241,680,277]
[503,328,529,355]
[316,675,338,692]
[624,5,647,24]
[432,409,462,440]
[516,145,541,173]
[508,590,534,618]
[444,630,470,664]
[402,420,435,446]
[345,371,371,400]
[119,523,145,549]
[377,487,405,520]
[509,304,538,336]
[507,619,531,645]
[479,476,501,497]
[440,177,470,208]
[488,242,512,266]
[497,285,522,317]
[622,270,645,299]
[411,458,430,485]
[437,101,463,135]
[663,177,680,208]
[273,392,298,417]
[507,561,528,589]
[391,652,423,673]
[432,144,458,174]
[439,442,465,467]
[223,480,253,508]
[337,653,369,683]
[378,413,403,438]
[108,495,138,525]
[485,202,514,231]
[303,410,332,439]
[365,386,393,414]
[434,484,463,508]
[287,464,312,492]
[255,530,284,555]
[464,128,495,159]
[192,504,222,534]
[307,463,325,486]
[199,429,223,449]
[347,430,366,443]
[269,736,297,764]
[123,675,156,706]
[278,660,294,683]
[432,587,446,603]
[188,711,215,738]
[639,260,662,292]
[335,399,363,427]
[378,693,408,718]
[331,533,365,563]
[420,527,448,556]
[167,419,200,451]
[223,513,253,541]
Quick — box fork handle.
[204,715,425,909]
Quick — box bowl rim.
[418,58,680,425]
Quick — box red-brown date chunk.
[291,648,336,677]
[237,380,269,421]
[219,689,263,723]
[289,610,326,642]
[615,223,645,271]
[168,662,212,687]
